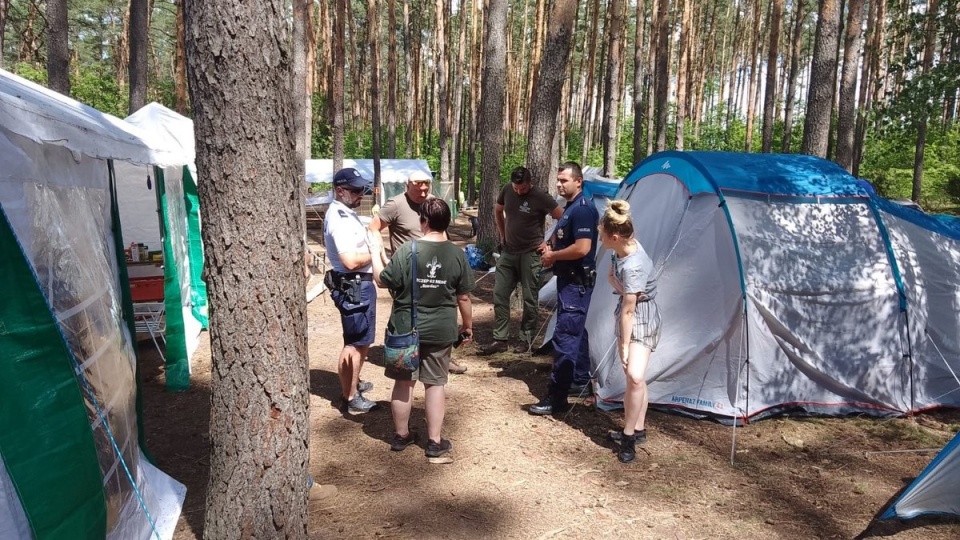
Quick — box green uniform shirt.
[380,240,476,344]
[497,184,558,253]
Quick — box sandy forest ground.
[141,217,960,539]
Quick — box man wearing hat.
[369,170,468,374]
[477,166,563,355]
[325,167,379,414]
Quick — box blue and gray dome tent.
[586,151,960,423]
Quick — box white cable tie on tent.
[864,448,940,458]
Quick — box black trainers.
[425,438,452,457]
[357,380,373,394]
[608,429,647,446]
[476,340,508,356]
[528,397,570,416]
[618,431,637,463]
[342,394,379,415]
[390,432,416,452]
[568,381,592,397]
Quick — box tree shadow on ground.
[139,340,211,537]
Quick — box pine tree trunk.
[602,0,624,175]
[782,0,805,152]
[526,0,578,191]
[46,0,70,94]
[744,0,762,152]
[466,1,483,202]
[370,0,383,193]
[332,0,346,169]
[653,0,670,152]
[387,0,398,158]
[0,0,8,68]
[183,0,308,536]
[912,0,939,202]
[452,0,468,193]
[128,0,149,113]
[836,0,865,172]
[436,0,450,184]
[675,0,691,151]
[801,0,840,157]
[581,0,601,164]
[761,0,782,153]
[632,0,647,163]
[293,0,311,167]
[479,0,508,246]
[174,0,189,113]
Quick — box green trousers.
[493,250,542,343]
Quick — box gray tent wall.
[585,151,960,423]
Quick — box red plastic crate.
[130,277,165,302]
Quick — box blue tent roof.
[624,151,870,198]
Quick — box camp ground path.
[143,258,960,540]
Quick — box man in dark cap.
[324,167,379,414]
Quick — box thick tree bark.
[183,0,308,537]
[46,0,70,94]
[632,0,647,163]
[479,0,508,246]
[782,0,806,152]
[653,0,670,152]
[128,0,149,113]
[174,0,188,113]
[332,0,346,169]
[761,0,783,153]
[801,0,841,157]
[836,0,865,172]
[526,0,578,192]
[602,0,624,175]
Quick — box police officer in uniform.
[529,162,599,416]
[324,168,379,414]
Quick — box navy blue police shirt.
[551,192,599,276]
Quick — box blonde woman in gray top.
[598,200,661,463]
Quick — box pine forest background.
[2,0,959,210]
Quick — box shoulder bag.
[383,241,420,371]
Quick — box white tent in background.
[881,432,960,520]
[305,159,440,205]
[0,68,185,540]
[120,103,209,389]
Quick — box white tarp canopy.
[0,68,186,540]
[305,159,442,205]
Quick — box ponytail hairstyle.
[599,199,634,238]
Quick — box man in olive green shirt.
[478,166,563,355]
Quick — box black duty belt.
[335,271,373,282]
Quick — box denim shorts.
[333,280,377,347]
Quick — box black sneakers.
[568,381,592,397]
[425,438,452,457]
[617,432,637,463]
[607,429,647,445]
[390,432,416,452]
[528,397,570,416]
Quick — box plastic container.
[130,276,164,302]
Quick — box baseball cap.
[333,168,371,190]
[408,170,433,183]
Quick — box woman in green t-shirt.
[371,198,476,459]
